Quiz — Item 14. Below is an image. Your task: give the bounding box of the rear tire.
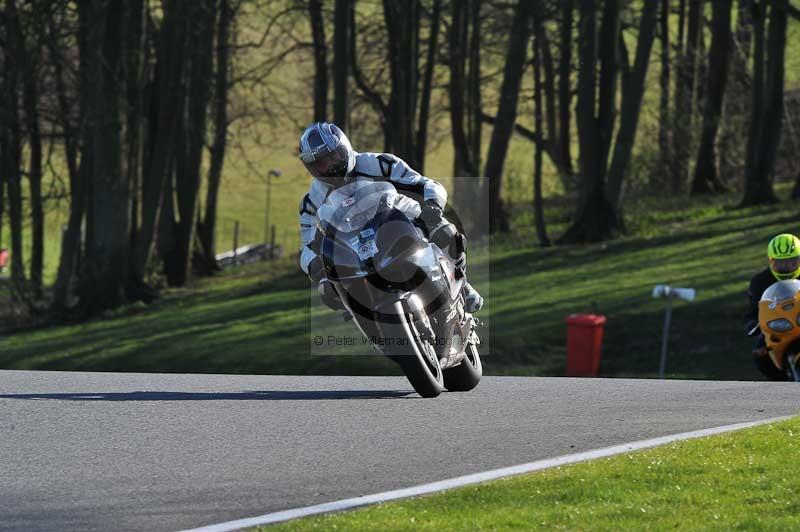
[380,302,444,398]
[443,341,482,392]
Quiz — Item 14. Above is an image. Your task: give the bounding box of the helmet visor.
[771,257,800,275]
[303,143,349,183]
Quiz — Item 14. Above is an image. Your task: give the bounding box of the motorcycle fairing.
[758,280,800,370]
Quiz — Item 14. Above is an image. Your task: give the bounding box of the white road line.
[180,416,791,532]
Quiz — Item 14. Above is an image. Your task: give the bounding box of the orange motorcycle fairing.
[758,280,800,371]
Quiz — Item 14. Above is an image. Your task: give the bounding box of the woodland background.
[0,0,799,331]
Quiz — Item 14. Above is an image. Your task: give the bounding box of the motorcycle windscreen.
[371,211,451,317]
[372,210,428,285]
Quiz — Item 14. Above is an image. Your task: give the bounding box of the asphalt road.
[1,370,798,532]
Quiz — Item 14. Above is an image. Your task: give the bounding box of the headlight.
[768,318,793,332]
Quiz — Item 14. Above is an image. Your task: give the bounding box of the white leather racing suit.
[298,152,447,275]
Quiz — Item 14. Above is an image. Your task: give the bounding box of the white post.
[653,285,696,379]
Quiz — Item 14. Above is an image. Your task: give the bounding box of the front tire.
[380,302,444,398]
[443,341,482,392]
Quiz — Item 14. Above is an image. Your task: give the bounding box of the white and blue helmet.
[299,122,356,186]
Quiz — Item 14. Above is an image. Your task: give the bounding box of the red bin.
[565,314,606,377]
[0,249,8,270]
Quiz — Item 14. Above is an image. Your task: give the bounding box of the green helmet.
[767,233,800,281]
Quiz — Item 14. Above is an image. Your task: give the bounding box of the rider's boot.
[430,223,483,313]
[452,247,482,313]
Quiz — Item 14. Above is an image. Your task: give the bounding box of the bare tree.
[1,0,27,287]
[197,0,235,275]
[718,0,753,186]
[557,0,574,182]
[532,9,550,247]
[449,0,482,225]
[483,0,533,234]
[741,0,788,206]
[606,0,660,208]
[671,0,702,194]
[691,0,733,195]
[78,0,131,314]
[414,0,441,171]
[559,0,621,243]
[131,0,189,289]
[163,0,215,287]
[333,0,351,128]
[656,0,671,188]
[309,0,327,121]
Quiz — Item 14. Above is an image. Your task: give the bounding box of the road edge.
[180,416,791,532]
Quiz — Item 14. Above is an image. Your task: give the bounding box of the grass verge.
[263,417,800,531]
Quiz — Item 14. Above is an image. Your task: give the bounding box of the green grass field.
[1,186,797,379]
[263,417,800,531]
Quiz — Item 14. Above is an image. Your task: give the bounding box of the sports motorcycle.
[758,279,800,381]
[316,180,482,397]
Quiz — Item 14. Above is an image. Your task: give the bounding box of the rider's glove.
[308,256,325,284]
[419,201,443,230]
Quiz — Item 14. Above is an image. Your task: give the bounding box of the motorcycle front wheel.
[443,341,482,392]
[379,301,444,398]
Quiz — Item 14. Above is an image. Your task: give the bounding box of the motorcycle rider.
[297,121,483,313]
[743,233,800,380]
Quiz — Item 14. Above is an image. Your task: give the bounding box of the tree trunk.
[52,3,88,312]
[414,0,441,173]
[126,0,146,253]
[606,0,659,209]
[467,0,482,172]
[449,0,481,229]
[133,0,189,286]
[2,0,26,287]
[656,0,671,189]
[197,0,233,275]
[483,0,533,234]
[718,0,752,185]
[165,1,215,287]
[449,0,470,178]
[540,29,557,165]
[672,0,701,194]
[333,0,351,128]
[309,0,328,122]
[79,0,131,315]
[557,0,574,187]
[741,0,786,206]
[532,13,550,248]
[670,0,687,193]
[559,0,621,244]
[383,0,420,166]
[12,4,44,295]
[690,0,733,195]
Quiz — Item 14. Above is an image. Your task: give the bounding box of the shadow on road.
[0,389,415,401]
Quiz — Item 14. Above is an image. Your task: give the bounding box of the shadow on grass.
[0,389,415,401]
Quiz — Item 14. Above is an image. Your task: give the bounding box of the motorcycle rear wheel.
[380,301,444,398]
[443,341,482,392]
